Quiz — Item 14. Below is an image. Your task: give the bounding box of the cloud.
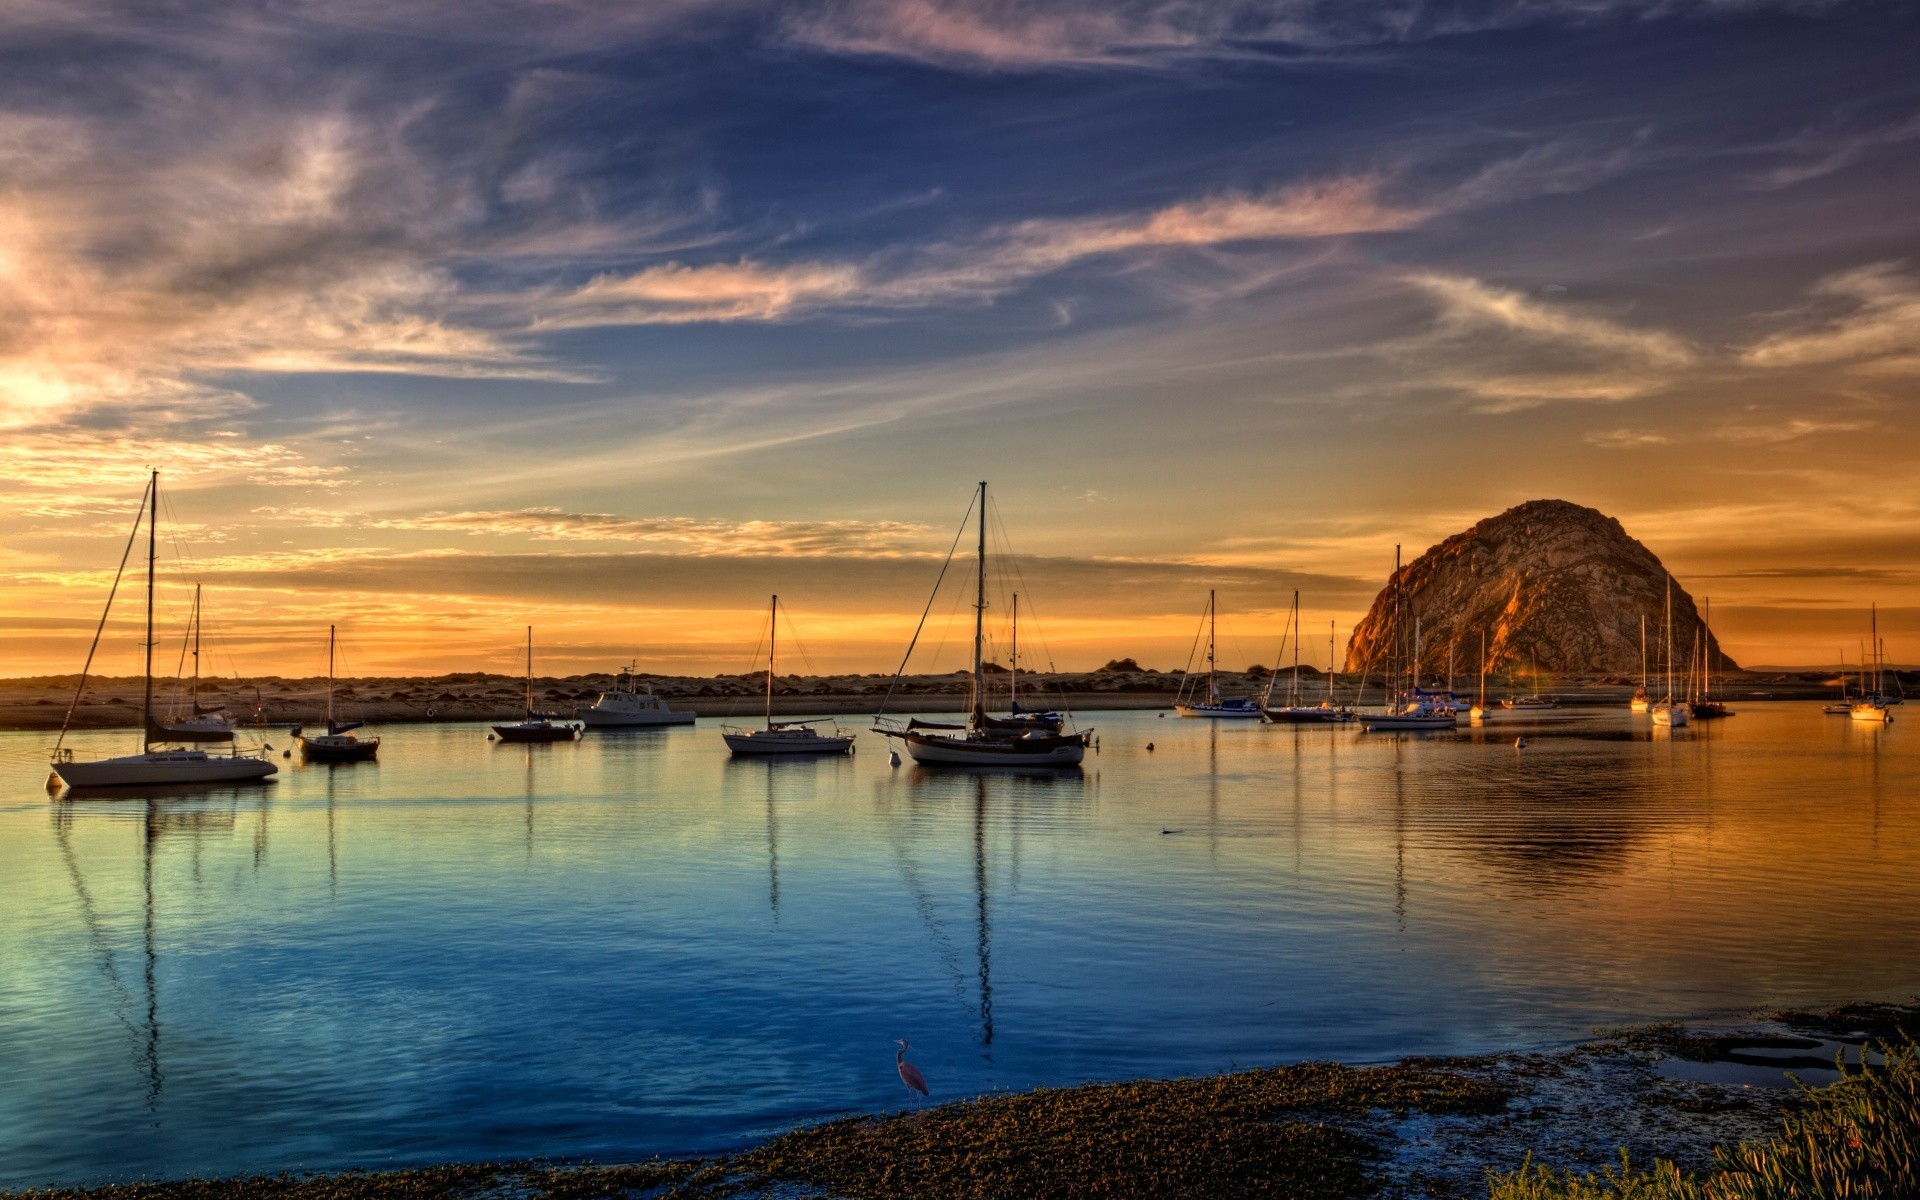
[1713,417,1874,443]
[1748,111,1920,190]
[779,0,1839,69]
[547,177,1425,327]
[1411,274,1696,366]
[1741,262,1920,370]
[367,508,935,556]
[1584,428,1671,449]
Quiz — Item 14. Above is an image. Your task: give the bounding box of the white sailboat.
[580,662,696,728]
[874,482,1094,766]
[491,627,582,742]
[49,472,277,789]
[1360,545,1456,732]
[155,585,237,742]
[297,626,380,761]
[1851,604,1893,724]
[721,595,854,755]
[1630,613,1652,713]
[1650,576,1690,728]
[1174,589,1264,718]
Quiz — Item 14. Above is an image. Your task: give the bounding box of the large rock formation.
[1344,500,1734,679]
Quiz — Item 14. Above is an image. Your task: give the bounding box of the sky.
[0,0,1916,679]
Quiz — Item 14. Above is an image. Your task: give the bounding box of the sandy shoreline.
[3,1001,1912,1199]
[0,669,1881,733]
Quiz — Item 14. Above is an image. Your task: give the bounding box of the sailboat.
[1650,576,1690,728]
[1263,596,1353,723]
[49,472,278,788]
[1173,590,1263,718]
[297,626,380,761]
[1631,614,1651,713]
[1824,649,1854,715]
[1850,605,1893,724]
[580,662,696,727]
[1360,546,1456,731]
[874,482,1095,766]
[1690,597,1733,719]
[491,627,582,742]
[155,585,237,742]
[721,595,855,755]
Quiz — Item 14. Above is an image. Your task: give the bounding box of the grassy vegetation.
[1490,1040,1920,1200]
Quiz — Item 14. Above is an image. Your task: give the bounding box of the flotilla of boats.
[41,474,1905,791]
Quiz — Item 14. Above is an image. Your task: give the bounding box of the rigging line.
[874,488,978,718]
[777,602,822,679]
[1176,600,1209,704]
[54,476,152,758]
[983,495,1076,715]
[723,606,773,720]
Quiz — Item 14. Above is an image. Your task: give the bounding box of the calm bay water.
[2,705,1915,1187]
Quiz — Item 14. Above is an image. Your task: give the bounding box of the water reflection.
[2,708,1916,1189]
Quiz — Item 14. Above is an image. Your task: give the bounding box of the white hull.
[53,750,276,788]
[1651,704,1689,727]
[581,709,697,727]
[1629,698,1651,714]
[1850,704,1892,724]
[722,728,854,755]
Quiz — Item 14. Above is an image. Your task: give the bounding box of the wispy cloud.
[368,508,935,556]
[1748,111,1920,190]
[545,177,1425,327]
[1584,428,1671,449]
[1411,274,1696,366]
[1742,262,1920,371]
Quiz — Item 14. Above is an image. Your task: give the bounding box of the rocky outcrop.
[1344,500,1733,679]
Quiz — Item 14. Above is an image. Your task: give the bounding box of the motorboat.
[580,663,696,728]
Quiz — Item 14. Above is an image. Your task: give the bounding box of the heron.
[894,1039,929,1099]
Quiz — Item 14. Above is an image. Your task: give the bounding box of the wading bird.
[895,1039,929,1098]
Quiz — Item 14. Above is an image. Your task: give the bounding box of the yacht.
[722,596,854,755]
[580,663,696,728]
[49,472,277,789]
[1850,605,1893,724]
[1650,576,1690,728]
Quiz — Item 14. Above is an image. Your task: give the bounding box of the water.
[1,705,1914,1187]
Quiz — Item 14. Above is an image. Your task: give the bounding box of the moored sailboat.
[1264,597,1353,723]
[491,628,582,742]
[297,626,381,761]
[1174,590,1264,718]
[49,472,277,789]
[154,584,237,742]
[1850,605,1893,724]
[1630,614,1652,713]
[1689,597,1733,720]
[874,482,1094,767]
[721,595,854,755]
[1359,546,1456,732]
[1650,576,1689,728]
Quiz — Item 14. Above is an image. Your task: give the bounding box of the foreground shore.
[1,668,1893,733]
[7,1001,1914,1200]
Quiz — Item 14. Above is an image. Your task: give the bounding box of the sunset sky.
[1,0,1916,679]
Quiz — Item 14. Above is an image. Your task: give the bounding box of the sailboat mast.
[192,584,201,697]
[1291,591,1301,707]
[524,626,533,718]
[327,625,336,726]
[765,595,777,729]
[1010,592,1018,712]
[1207,588,1216,701]
[1640,614,1647,693]
[1328,621,1336,706]
[1478,630,1487,707]
[973,481,987,721]
[1664,577,1674,702]
[143,470,157,753]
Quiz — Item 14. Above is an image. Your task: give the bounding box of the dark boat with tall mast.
[1263,592,1353,723]
[49,471,277,788]
[1689,596,1733,719]
[491,627,582,742]
[875,482,1094,767]
[1174,589,1263,718]
[721,595,855,755]
[297,626,381,761]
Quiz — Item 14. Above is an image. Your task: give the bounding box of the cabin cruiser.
[580,663,696,727]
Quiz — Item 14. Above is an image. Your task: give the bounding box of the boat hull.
[580,709,697,728]
[52,751,277,788]
[1651,705,1689,727]
[1172,704,1264,719]
[901,732,1088,766]
[1360,714,1457,731]
[1630,698,1651,714]
[722,730,854,755]
[1263,707,1353,724]
[299,735,380,761]
[492,723,580,742]
[1850,704,1892,724]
